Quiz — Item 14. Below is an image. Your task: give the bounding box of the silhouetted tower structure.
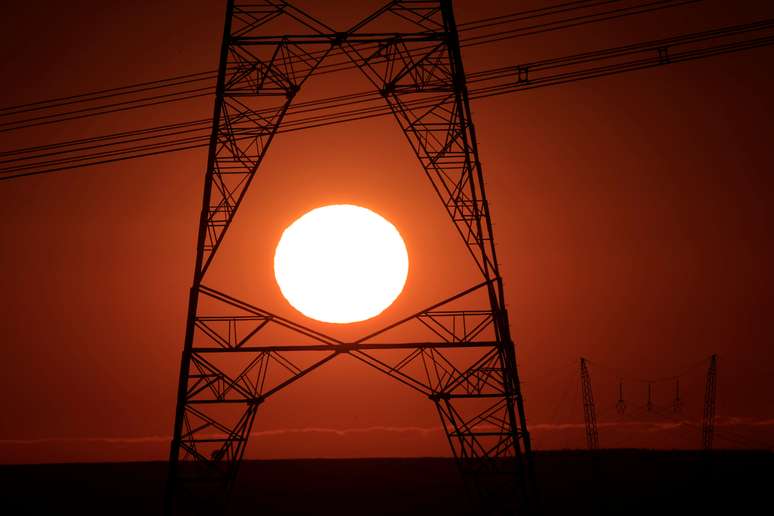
[646,382,654,412]
[580,358,599,450]
[702,354,717,450]
[165,1,533,514]
[615,379,626,415]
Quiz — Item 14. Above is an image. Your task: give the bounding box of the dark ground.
[1,450,771,515]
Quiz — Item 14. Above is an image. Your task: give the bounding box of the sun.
[273,204,409,324]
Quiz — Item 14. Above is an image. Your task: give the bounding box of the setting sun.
[273,204,409,324]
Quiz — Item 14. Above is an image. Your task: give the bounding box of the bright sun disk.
[273,204,409,324]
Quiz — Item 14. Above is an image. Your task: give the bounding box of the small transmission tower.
[580,357,599,450]
[615,379,626,415]
[165,1,534,514]
[702,354,717,450]
[646,382,654,412]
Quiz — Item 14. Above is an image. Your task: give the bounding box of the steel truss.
[166,1,533,514]
[579,357,599,450]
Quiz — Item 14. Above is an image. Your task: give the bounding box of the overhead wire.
[463,0,701,48]
[0,70,218,117]
[0,118,212,158]
[0,1,642,117]
[5,6,773,180]
[579,353,773,451]
[586,355,711,384]
[0,0,697,134]
[3,23,773,180]
[0,89,213,135]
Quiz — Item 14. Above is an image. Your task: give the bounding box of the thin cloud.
[2,417,773,446]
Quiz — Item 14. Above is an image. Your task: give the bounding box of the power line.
[0,1,645,114]
[0,89,213,135]
[0,118,212,158]
[2,14,772,180]
[462,0,701,48]
[0,70,218,116]
[0,0,699,133]
[587,355,712,384]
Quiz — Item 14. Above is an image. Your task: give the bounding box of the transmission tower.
[615,379,626,415]
[646,382,654,412]
[702,354,717,450]
[165,1,534,514]
[580,358,599,450]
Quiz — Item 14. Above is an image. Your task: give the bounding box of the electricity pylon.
[702,354,717,450]
[579,357,599,450]
[615,379,626,415]
[165,1,534,514]
[646,382,654,412]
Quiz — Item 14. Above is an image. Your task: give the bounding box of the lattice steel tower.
[579,357,599,450]
[702,354,717,450]
[166,1,533,513]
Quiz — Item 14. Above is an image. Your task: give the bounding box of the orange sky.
[1,0,774,464]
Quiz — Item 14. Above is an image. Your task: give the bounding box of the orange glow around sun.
[273,204,409,324]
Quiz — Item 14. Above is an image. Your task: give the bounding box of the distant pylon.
[702,354,718,450]
[615,379,626,415]
[580,357,599,450]
[646,382,653,412]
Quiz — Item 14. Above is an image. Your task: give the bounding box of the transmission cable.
[0,0,698,133]
[3,15,772,180]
